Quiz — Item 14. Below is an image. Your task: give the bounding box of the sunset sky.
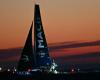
[0,0,100,70]
[0,0,100,49]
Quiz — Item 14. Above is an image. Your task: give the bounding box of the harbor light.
[71,68,75,72]
[7,69,10,72]
[14,69,17,72]
[0,67,2,71]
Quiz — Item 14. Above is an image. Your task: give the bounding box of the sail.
[34,4,52,69]
[17,4,57,73]
[17,22,35,71]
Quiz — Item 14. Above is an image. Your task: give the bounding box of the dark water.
[0,71,100,80]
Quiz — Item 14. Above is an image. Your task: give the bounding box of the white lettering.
[38,40,44,48]
[37,32,43,39]
[38,52,46,58]
[22,55,29,62]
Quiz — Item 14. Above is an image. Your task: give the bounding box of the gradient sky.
[0,0,100,49]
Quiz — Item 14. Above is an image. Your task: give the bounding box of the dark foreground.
[0,71,100,80]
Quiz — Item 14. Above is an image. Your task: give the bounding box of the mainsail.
[34,4,53,70]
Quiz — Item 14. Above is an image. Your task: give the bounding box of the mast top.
[32,0,40,5]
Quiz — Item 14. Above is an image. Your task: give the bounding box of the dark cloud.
[0,40,100,70]
[49,40,100,51]
[55,51,100,63]
[0,40,100,62]
[54,51,100,70]
[0,48,21,62]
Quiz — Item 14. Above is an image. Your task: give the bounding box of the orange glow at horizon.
[0,0,100,49]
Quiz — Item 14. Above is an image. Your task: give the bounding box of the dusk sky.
[0,0,100,49]
[0,0,100,68]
